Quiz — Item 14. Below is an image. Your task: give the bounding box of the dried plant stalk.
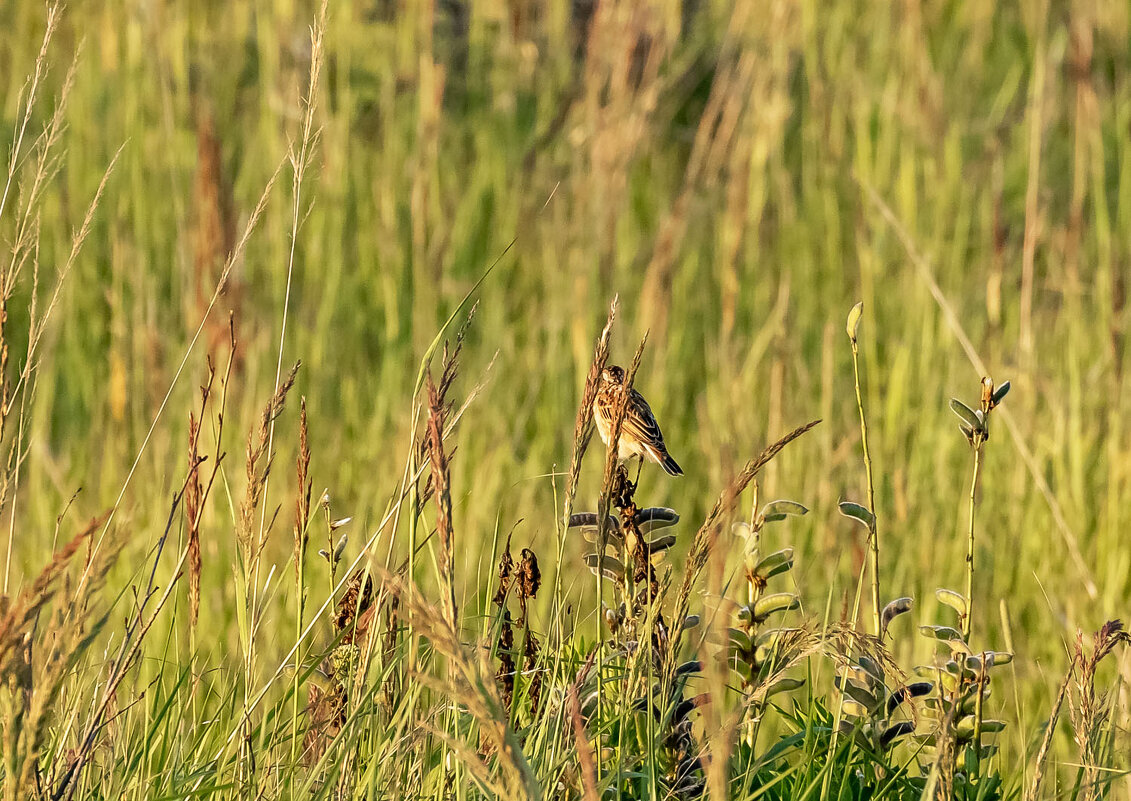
[563,295,617,524]
[426,373,458,631]
[294,398,312,584]
[185,362,217,630]
[236,363,300,556]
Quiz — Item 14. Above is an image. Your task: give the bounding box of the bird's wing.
[624,389,667,449]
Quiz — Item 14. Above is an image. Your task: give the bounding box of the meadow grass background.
[1,0,1130,797]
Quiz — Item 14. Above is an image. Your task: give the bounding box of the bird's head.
[600,364,626,387]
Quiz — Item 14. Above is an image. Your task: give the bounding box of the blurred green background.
[1,0,1129,732]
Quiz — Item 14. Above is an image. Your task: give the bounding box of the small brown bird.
[593,364,683,477]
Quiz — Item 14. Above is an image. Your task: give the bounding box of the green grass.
[1,0,1129,798]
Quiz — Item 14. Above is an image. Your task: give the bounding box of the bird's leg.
[633,456,643,490]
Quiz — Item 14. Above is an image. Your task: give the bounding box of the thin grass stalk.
[0,514,106,801]
[971,657,988,777]
[822,556,870,801]
[187,317,235,715]
[963,444,982,641]
[258,0,328,592]
[52,469,207,801]
[250,12,327,780]
[0,18,72,567]
[378,569,540,800]
[847,303,881,636]
[217,353,478,772]
[235,362,299,788]
[218,462,425,756]
[0,4,60,221]
[1069,621,1131,801]
[4,96,119,599]
[568,684,599,801]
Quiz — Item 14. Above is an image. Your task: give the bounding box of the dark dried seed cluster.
[491,538,543,715]
[334,569,373,645]
[516,548,540,626]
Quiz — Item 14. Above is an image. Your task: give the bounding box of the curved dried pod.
[885,681,932,716]
[880,720,916,748]
[633,507,679,534]
[568,512,620,538]
[881,596,914,636]
[585,553,624,580]
[675,659,702,676]
[644,533,677,553]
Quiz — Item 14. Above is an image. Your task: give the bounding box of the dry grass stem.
[294,398,312,584]
[426,372,458,632]
[237,362,300,556]
[563,295,618,524]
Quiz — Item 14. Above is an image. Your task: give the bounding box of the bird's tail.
[658,451,683,477]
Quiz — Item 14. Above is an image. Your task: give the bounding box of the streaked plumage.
[593,365,683,477]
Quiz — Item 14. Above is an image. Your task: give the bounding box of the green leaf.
[846,301,864,341]
[991,380,1011,405]
[886,682,933,716]
[727,628,753,653]
[568,512,620,537]
[881,721,916,748]
[986,651,1013,667]
[745,593,801,623]
[764,677,805,699]
[761,499,809,522]
[920,624,965,643]
[956,718,1006,739]
[834,677,879,712]
[838,500,874,529]
[935,588,968,618]
[858,656,884,681]
[753,548,795,580]
[949,399,981,430]
[845,664,880,688]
